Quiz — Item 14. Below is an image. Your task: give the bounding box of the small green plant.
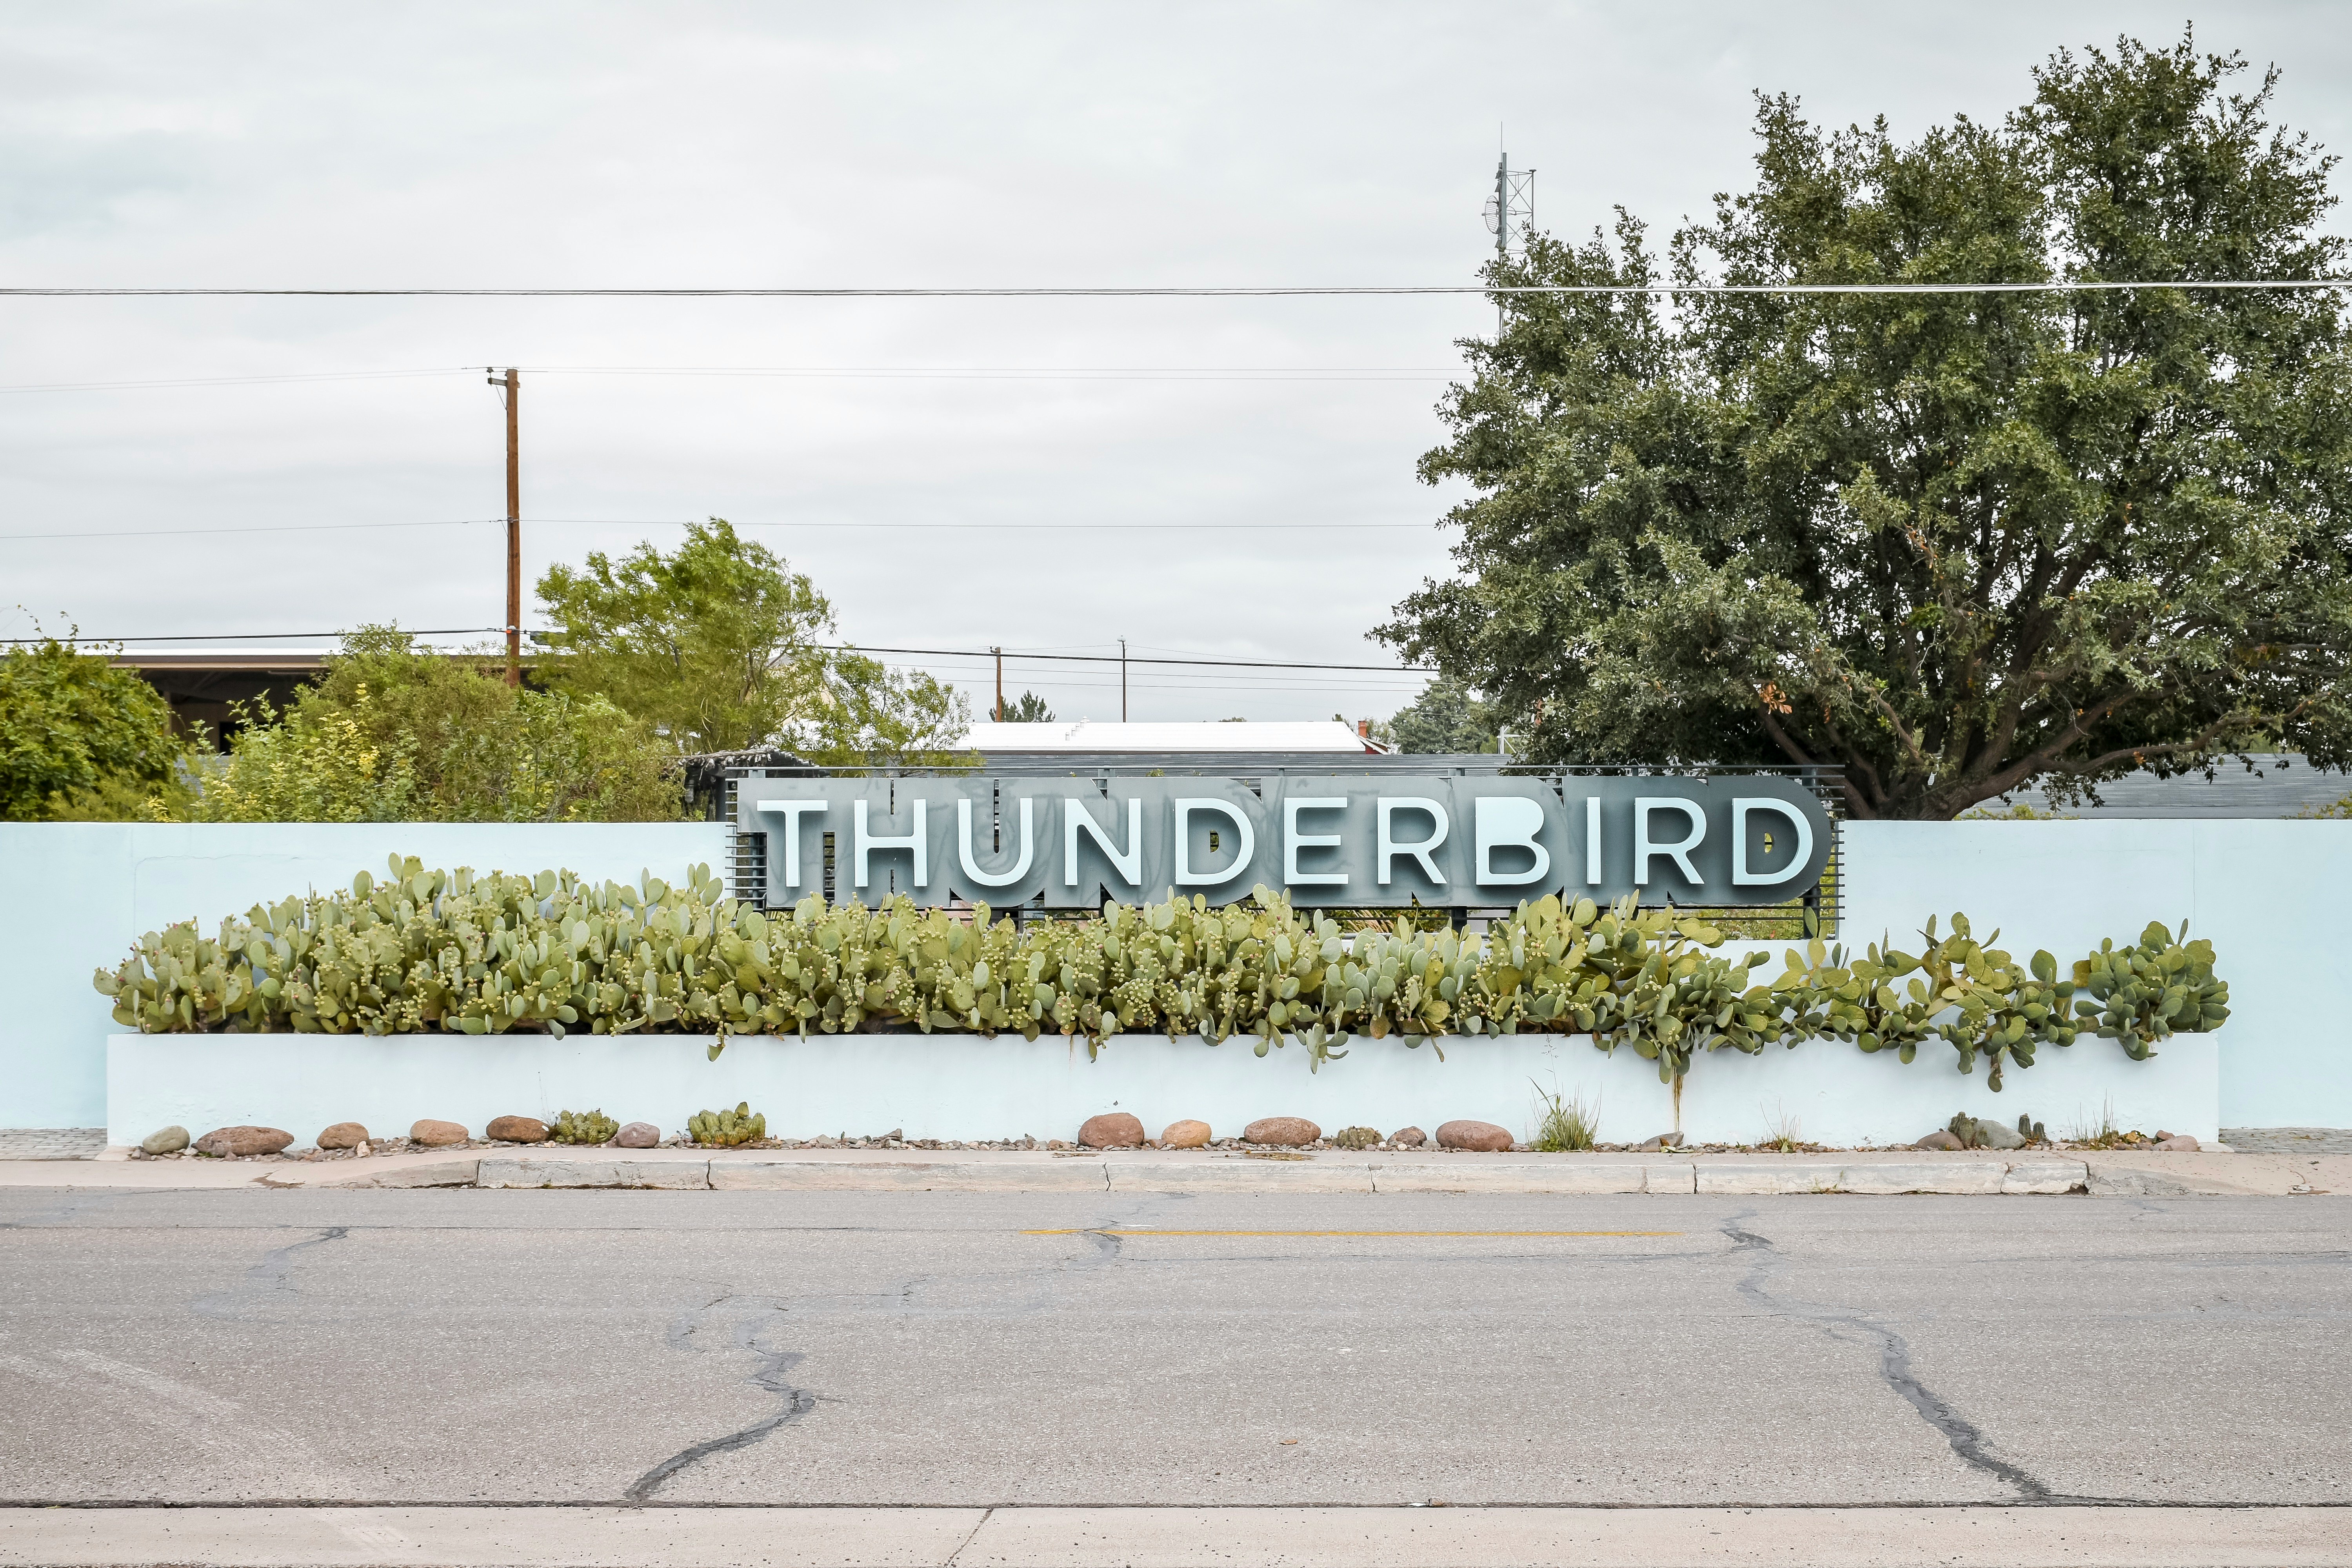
[2017,1113,2047,1145]
[1331,1126,1381,1150]
[1529,1079,1598,1152]
[1760,1102,1803,1153]
[549,1108,618,1145]
[2061,1097,2121,1146]
[688,1102,766,1146]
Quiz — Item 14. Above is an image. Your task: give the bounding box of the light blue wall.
[1839,821,2352,1130]
[5,818,2345,1131]
[0,823,729,1128]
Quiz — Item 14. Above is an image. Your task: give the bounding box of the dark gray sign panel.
[738,774,1831,910]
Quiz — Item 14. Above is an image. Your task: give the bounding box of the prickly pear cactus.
[85,855,2227,1107]
[549,1108,619,1145]
[688,1102,766,1147]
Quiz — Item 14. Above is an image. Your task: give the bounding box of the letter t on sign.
[756,799,829,889]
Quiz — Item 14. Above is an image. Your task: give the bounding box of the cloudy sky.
[2,2,2345,724]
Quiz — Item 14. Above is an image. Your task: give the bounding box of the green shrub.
[92,856,2227,1100]
[549,1108,618,1145]
[688,1103,765,1146]
[1529,1082,1598,1152]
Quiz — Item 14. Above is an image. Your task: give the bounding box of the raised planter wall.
[106,1028,2219,1150]
[4,818,2331,1137]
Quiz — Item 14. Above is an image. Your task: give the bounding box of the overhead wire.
[1,280,2346,298]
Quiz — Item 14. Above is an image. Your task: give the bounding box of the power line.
[10,629,1435,676]
[0,280,2345,298]
[0,516,1442,543]
[0,364,1463,394]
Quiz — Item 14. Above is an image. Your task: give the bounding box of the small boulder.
[1436,1119,1513,1152]
[410,1119,469,1147]
[1389,1126,1427,1148]
[1244,1116,1321,1147]
[1635,1132,1686,1152]
[316,1122,369,1151]
[1160,1119,1212,1149]
[2154,1134,2201,1152]
[486,1116,549,1144]
[1079,1112,1145,1148]
[614,1121,661,1148]
[193,1126,293,1158]
[1973,1119,2025,1151]
[1914,1130,1965,1151]
[140,1126,189,1156]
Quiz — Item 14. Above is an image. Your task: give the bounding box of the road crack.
[625,1288,819,1503]
[191,1226,349,1321]
[1722,1212,2049,1501]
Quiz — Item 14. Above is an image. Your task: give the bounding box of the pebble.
[1389,1126,1427,1147]
[1160,1119,1212,1148]
[1436,1119,1513,1152]
[193,1126,293,1158]
[316,1122,369,1150]
[1914,1130,1965,1151]
[140,1126,189,1156]
[411,1119,470,1146]
[614,1121,660,1148]
[1243,1116,1321,1147]
[485,1116,549,1143]
[1078,1112,1145,1148]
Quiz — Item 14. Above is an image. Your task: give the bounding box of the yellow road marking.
[1022,1228,1681,1237]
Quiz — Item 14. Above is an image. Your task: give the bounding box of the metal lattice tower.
[1483,148,1535,336]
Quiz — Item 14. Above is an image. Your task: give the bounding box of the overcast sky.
[2,2,2346,724]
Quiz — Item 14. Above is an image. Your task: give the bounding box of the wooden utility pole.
[992,646,1003,721]
[490,368,521,686]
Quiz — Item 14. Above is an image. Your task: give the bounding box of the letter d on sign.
[1474,796,1550,886]
[1732,797,1813,886]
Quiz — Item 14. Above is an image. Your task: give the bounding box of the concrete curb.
[12,1146,2340,1196]
[342,1154,2099,1196]
[4,1504,2348,1568]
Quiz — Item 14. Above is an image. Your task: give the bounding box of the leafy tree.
[535,520,971,767]
[179,627,680,822]
[1378,34,2352,818]
[1388,678,1498,754]
[0,635,185,820]
[1001,690,1054,722]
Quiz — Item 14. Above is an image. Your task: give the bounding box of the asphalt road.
[0,1188,2345,1508]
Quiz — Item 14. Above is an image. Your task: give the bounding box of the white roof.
[965,720,1382,754]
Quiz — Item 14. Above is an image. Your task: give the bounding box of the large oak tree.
[1378,35,2352,818]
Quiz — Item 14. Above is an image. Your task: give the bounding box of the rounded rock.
[486,1116,549,1144]
[140,1125,190,1156]
[613,1121,661,1149]
[1244,1116,1321,1147]
[1159,1119,1212,1149]
[193,1125,293,1158]
[316,1122,369,1151]
[1389,1126,1427,1148]
[410,1119,470,1147]
[1436,1119,1513,1153]
[1913,1130,1965,1151]
[2154,1134,2201,1152]
[1079,1112,1145,1149]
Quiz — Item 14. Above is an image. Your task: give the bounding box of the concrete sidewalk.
[4,1505,2347,1567]
[1,1145,2342,1196]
